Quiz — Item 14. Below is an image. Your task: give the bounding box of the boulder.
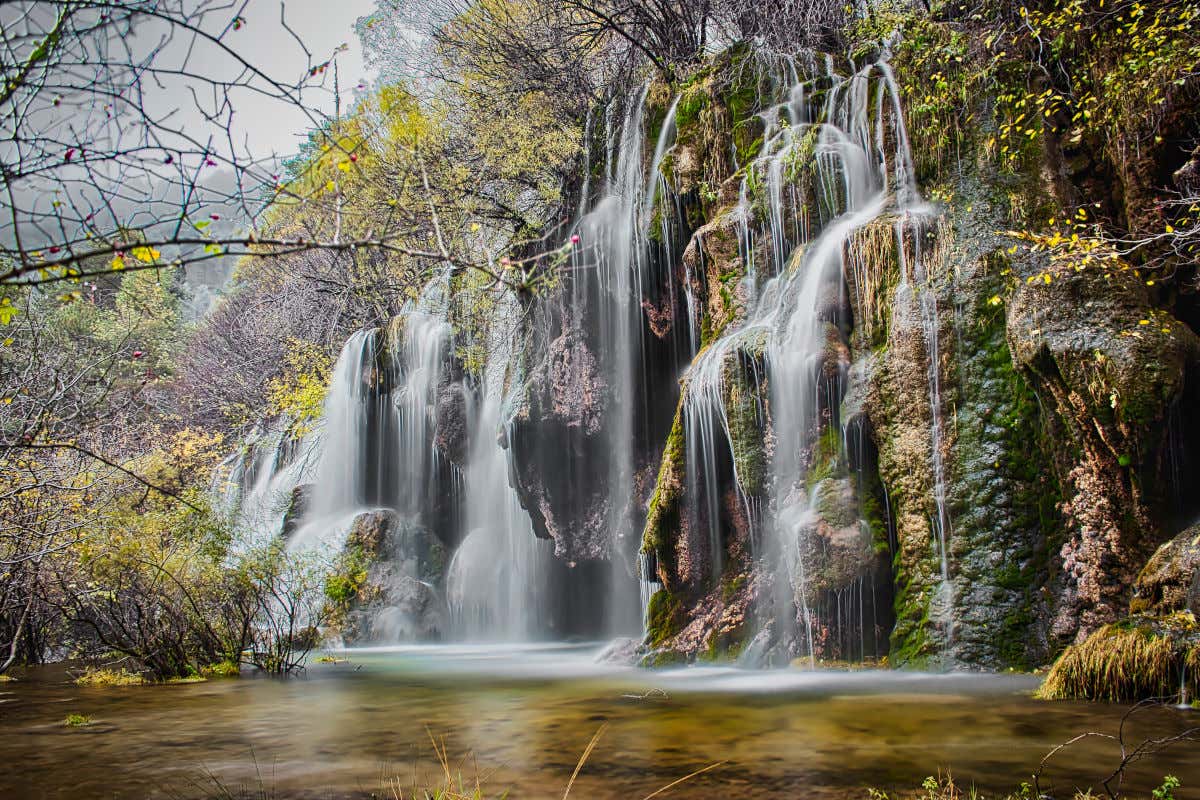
[335,510,448,644]
[1133,524,1200,616]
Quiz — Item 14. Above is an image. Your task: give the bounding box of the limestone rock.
[336,510,448,644]
[1133,524,1200,616]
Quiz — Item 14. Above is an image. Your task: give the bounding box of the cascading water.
[213,415,319,551]
[677,54,925,664]
[287,312,453,555]
[446,298,557,641]
[214,48,951,662]
[568,83,693,636]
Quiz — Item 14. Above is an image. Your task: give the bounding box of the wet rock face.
[280,484,312,540]
[865,279,942,662]
[1007,260,1200,643]
[336,510,448,644]
[507,325,613,560]
[1133,524,1200,616]
[938,242,1056,670]
[434,380,470,469]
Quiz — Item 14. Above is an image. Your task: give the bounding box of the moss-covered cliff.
[618,0,1200,679]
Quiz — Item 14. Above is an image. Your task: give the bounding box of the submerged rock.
[595,637,642,665]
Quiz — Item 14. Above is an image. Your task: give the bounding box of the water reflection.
[3,645,1197,799]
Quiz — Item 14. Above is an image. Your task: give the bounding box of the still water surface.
[2,643,1198,799]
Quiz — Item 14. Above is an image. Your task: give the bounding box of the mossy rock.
[1133,524,1200,616]
[645,589,685,648]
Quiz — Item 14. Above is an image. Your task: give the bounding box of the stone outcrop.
[330,510,448,644]
[1133,524,1200,617]
[1008,256,1199,643]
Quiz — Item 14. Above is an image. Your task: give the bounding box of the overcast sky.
[213,0,380,158]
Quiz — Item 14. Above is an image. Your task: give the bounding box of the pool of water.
[2,643,1197,799]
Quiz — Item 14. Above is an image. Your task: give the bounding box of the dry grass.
[846,216,900,343]
[1037,623,1199,702]
[73,667,145,686]
[868,773,1109,800]
[378,725,724,800]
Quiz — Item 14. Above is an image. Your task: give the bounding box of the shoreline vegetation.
[180,745,1191,800]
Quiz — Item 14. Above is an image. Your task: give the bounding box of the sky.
[207,0,381,159]
[0,0,386,308]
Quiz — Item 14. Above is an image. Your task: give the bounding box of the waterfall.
[678,56,924,663]
[212,50,948,661]
[213,417,319,551]
[286,315,452,555]
[568,82,689,636]
[446,298,556,640]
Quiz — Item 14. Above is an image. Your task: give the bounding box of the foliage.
[238,543,330,676]
[62,713,93,727]
[74,668,145,686]
[264,339,334,436]
[1037,620,1200,702]
[1154,776,1181,800]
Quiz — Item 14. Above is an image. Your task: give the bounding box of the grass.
[868,773,1184,799]
[202,660,242,677]
[63,713,93,728]
[195,725,724,800]
[73,667,145,686]
[1036,622,1200,702]
[166,674,208,684]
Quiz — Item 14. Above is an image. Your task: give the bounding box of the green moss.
[807,424,845,488]
[63,713,93,728]
[645,589,684,648]
[674,83,710,131]
[889,581,936,668]
[641,399,686,566]
[698,628,746,664]
[723,354,767,496]
[856,467,892,556]
[324,536,371,630]
[642,649,689,668]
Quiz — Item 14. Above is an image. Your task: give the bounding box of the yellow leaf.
[111,255,126,271]
[325,180,335,192]
[1139,319,1150,325]
[337,161,350,173]
[131,245,160,263]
